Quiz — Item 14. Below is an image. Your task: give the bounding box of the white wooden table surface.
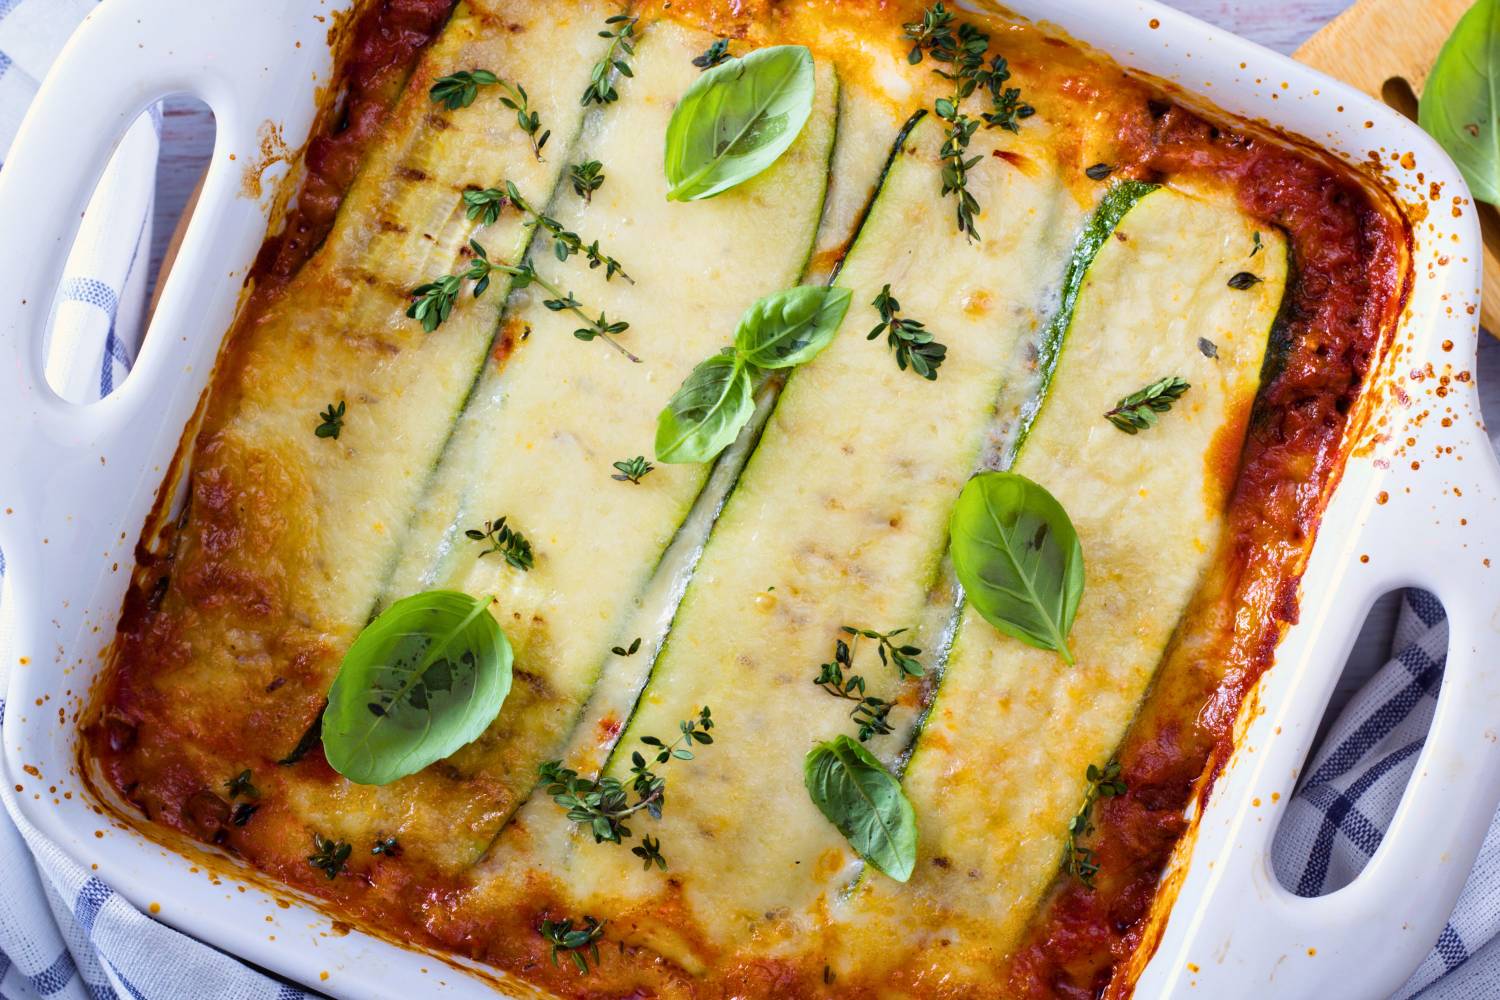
[150,0,1499,727]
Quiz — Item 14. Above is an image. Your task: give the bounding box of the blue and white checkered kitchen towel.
[0,2,1498,998]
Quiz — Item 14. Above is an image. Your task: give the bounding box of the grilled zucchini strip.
[861,187,1288,967]
[282,21,840,870]
[545,114,1084,958]
[125,0,615,790]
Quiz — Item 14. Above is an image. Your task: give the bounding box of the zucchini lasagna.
[87,0,1409,996]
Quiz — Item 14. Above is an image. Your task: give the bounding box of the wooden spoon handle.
[1296,0,1500,339]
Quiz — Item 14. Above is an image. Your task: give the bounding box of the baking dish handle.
[1140,387,1500,998]
[0,0,323,553]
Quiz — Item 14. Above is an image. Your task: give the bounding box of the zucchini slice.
[282,21,841,870]
[857,186,1288,967]
[549,114,1085,960]
[128,0,615,781]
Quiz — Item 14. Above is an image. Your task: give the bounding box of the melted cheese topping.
[89,2,1393,996]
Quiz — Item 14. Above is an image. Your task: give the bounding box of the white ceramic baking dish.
[1,1,1497,997]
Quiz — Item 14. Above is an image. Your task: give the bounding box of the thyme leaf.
[569,159,606,203]
[410,238,639,362]
[867,284,946,380]
[1104,375,1190,434]
[611,455,654,483]
[307,833,351,880]
[582,14,638,107]
[465,515,534,571]
[315,401,346,440]
[429,70,549,159]
[538,707,714,869]
[540,916,605,974]
[1064,760,1127,888]
[692,37,731,70]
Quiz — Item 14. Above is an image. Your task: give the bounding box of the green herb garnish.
[315,401,345,440]
[692,37,731,70]
[656,285,850,465]
[1419,0,1500,207]
[540,916,606,974]
[1104,376,1190,434]
[1250,230,1264,257]
[308,833,351,880]
[224,769,258,800]
[462,183,632,282]
[320,591,512,785]
[904,4,1035,240]
[429,70,549,159]
[371,836,401,857]
[611,636,642,657]
[611,455,653,483]
[804,735,917,882]
[949,471,1083,663]
[814,637,893,742]
[868,284,946,380]
[538,707,714,870]
[465,515,534,571]
[1065,760,1127,888]
[409,238,638,361]
[569,159,606,203]
[582,14,638,107]
[664,45,816,201]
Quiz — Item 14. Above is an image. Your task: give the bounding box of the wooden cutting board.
[1296,0,1500,337]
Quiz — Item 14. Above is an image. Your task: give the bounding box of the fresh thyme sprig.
[692,37,731,70]
[1104,375,1190,434]
[1250,230,1264,257]
[813,626,923,742]
[611,636,642,657]
[224,769,259,800]
[570,159,606,203]
[814,636,896,741]
[429,70,549,159]
[461,186,507,225]
[1064,760,1127,888]
[868,284,946,380]
[582,14,638,106]
[902,4,1035,240]
[465,515,535,571]
[841,625,925,678]
[409,239,639,362]
[611,455,653,483]
[538,706,714,870]
[539,916,606,974]
[901,2,956,64]
[461,184,633,283]
[307,833,351,881]
[315,401,346,440]
[371,836,401,857]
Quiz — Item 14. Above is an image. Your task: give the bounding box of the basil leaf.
[663,44,816,202]
[949,471,1084,664]
[654,350,755,464]
[322,590,513,785]
[1419,0,1500,206]
[804,735,917,882]
[733,285,852,369]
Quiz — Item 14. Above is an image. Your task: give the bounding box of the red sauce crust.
[86,3,1409,997]
[252,0,456,292]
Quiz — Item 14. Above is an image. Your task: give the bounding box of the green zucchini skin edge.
[1010,180,1160,457]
